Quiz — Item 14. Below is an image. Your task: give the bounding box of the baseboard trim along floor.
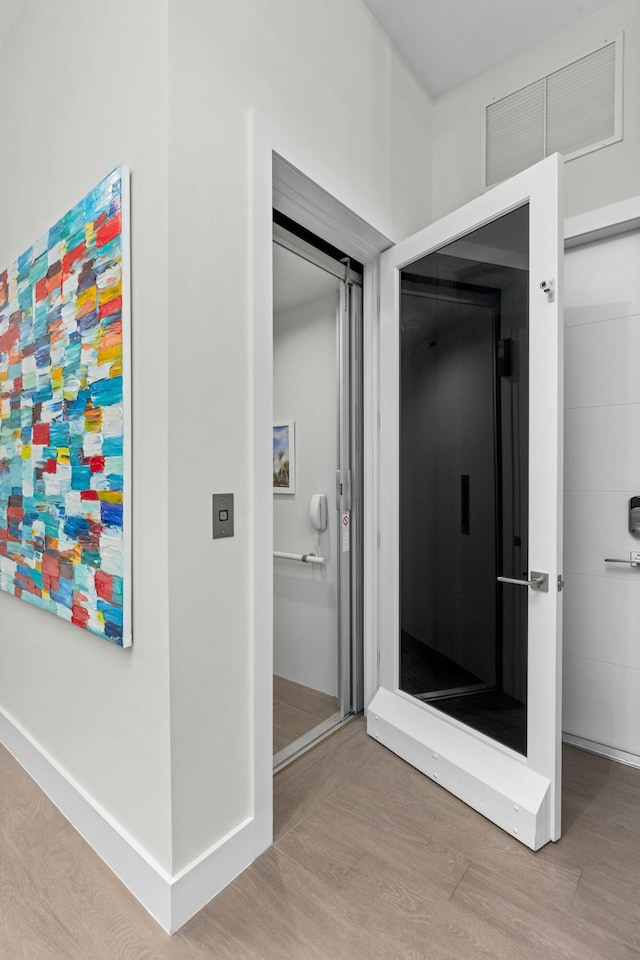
[3,701,637,937]
[0,706,267,933]
[562,732,640,769]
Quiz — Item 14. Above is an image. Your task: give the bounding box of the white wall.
[0,0,172,869]
[2,0,635,917]
[167,0,433,872]
[0,0,434,894]
[563,228,640,757]
[432,0,640,221]
[3,0,636,910]
[273,293,340,697]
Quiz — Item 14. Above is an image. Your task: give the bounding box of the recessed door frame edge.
[249,109,401,856]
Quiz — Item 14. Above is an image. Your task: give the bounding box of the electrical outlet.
[631,551,640,566]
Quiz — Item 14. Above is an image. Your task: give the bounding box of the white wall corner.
[0,706,265,934]
[169,815,258,932]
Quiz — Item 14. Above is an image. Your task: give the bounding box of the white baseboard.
[563,732,640,769]
[169,814,260,932]
[0,706,268,933]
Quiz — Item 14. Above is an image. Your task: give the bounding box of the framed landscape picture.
[273,420,295,494]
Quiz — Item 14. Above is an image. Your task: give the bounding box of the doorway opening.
[272,215,364,770]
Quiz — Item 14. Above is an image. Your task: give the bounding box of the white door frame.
[564,195,640,248]
[249,110,401,852]
[369,155,564,851]
[250,112,638,879]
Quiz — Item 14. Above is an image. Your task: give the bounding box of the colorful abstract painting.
[0,167,131,646]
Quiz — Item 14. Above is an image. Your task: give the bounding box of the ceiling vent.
[483,35,622,189]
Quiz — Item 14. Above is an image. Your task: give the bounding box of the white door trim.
[249,109,400,854]
[565,195,640,247]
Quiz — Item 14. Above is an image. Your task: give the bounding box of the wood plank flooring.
[273,675,339,753]
[2,721,640,959]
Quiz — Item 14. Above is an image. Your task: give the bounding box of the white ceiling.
[273,244,340,314]
[361,0,614,97]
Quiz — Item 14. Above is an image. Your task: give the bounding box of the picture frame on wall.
[273,420,295,494]
[0,166,132,647]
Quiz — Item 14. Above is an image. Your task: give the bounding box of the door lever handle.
[497,571,549,592]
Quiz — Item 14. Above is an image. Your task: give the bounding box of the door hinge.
[557,574,565,592]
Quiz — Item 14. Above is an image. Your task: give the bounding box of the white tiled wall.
[563,229,640,758]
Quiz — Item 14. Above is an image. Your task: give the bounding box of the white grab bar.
[273,551,325,565]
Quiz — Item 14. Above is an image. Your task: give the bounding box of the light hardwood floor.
[273,675,339,753]
[2,720,640,959]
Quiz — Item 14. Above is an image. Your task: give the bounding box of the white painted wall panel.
[563,654,640,755]
[565,313,640,409]
[0,0,435,886]
[564,231,640,326]
[563,229,640,759]
[273,293,339,697]
[564,404,640,492]
[0,0,173,870]
[564,490,640,580]
[563,573,640,671]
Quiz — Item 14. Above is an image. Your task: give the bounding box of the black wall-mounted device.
[629,496,640,536]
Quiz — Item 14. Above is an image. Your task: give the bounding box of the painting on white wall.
[273,421,295,494]
[0,167,131,647]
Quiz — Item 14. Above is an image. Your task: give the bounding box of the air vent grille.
[546,42,616,156]
[484,37,621,188]
[486,80,545,187]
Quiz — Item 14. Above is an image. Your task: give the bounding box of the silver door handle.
[497,571,549,592]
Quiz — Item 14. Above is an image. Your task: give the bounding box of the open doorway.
[272,217,363,770]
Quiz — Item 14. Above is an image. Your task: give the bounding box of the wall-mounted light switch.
[212,493,234,539]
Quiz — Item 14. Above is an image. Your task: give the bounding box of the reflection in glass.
[399,205,529,755]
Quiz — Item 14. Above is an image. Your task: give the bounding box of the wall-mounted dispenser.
[629,496,640,536]
[309,493,327,532]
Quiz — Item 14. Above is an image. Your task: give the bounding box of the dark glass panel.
[399,204,529,755]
